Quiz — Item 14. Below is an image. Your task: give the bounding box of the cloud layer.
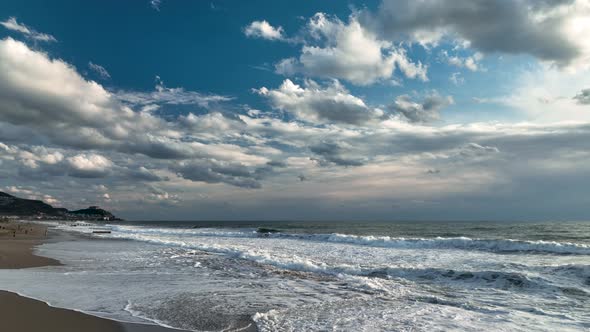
[1,3,590,220]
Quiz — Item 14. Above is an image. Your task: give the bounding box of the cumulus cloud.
[178,112,242,136]
[88,61,111,79]
[3,83,590,218]
[0,142,170,183]
[275,13,427,85]
[0,38,271,187]
[145,185,181,205]
[0,37,158,146]
[0,145,72,178]
[0,17,56,42]
[256,79,380,125]
[361,0,590,68]
[2,35,585,207]
[252,82,456,139]
[390,92,454,123]
[573,88,590,104]
[66,154,113,178]
[439,51,483,71]
[3,8,590,219]
[310,141,364,167]
[244,20,284,40]
[0,38,228,157]
[3,186,60,205]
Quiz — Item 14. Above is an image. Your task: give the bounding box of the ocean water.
[0,220,589,331]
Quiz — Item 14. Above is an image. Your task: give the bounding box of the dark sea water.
[1,220,589,331]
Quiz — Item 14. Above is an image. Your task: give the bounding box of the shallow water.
[1,220,589,331]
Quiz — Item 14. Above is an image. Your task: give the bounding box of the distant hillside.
[0,191,121,221]
[70,206,115,219]
[0,192,63,216]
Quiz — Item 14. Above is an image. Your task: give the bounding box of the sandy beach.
[0,221,61,268]
[0,221,190,332]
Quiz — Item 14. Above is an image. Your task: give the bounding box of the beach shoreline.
[0,221,62,269]
[0,220,204,332]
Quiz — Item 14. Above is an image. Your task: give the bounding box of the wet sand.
[0,221,191,332]
[0,221,61,268]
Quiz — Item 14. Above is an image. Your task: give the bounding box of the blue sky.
[1,0,590,220]
[0,0,527,119]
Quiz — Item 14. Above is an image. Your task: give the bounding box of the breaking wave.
[104,225,590,255]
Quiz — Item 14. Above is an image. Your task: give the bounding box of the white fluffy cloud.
[255,79,457,128]
[66,154,113,178]
[3,186,60,205]
[0,37,155,142]
[0,37,272,187]
[3,6,590,219]
[439,51,483,71]
[256,79,381,125]
[275,13,427,85]
[0,38,246,161]
[2,145,64,172]
[244,20,284,40]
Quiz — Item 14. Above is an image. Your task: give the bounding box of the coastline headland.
[0,191,122,221]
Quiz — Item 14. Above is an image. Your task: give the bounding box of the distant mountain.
[70,206,115,219]
[0,192,63,216]
[0,191,121,221]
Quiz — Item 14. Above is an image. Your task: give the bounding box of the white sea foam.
[39,223,589,295]
[321,233,590,255]
[54,223,590,255]
[3,222,589,332]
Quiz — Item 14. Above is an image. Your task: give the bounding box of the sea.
[0,220,589,331]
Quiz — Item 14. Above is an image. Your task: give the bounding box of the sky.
[1,0,590,221]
